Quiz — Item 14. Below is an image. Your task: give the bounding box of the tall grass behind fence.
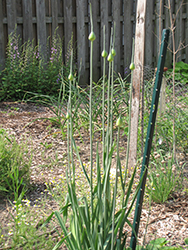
[0,0,188,85]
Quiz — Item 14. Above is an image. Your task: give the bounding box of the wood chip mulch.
[0,102,187,248]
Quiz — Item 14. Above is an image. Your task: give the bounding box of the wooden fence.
[0,0,188,85]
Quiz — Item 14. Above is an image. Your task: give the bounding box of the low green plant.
[146,150,183,203]
[166,61,188,85]
[0,199,57,249]
[0,28,72,101]
[0,128,32,200]
[137,71,188,158]
[136,237,186,250]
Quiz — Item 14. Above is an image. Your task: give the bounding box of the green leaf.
[185,238,188,245]
[0,186,8,192]
[52,233,71,250]
[149,237,168,246]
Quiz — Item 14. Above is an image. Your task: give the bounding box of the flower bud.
[116,117,123,127]
[68,73,74,81]
[107,53,114,62]
[129,62,135,70]
[111,48,116,56]
[88,31,96,41]
[101,50,108,58]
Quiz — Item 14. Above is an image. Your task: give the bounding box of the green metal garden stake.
[130,29,170,250]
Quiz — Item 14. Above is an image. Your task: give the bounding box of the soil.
[0,101,187,249]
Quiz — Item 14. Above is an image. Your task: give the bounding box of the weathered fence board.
[0,0,4,70]
[186,0,188,61]
[112,0,121,74]
[63,0,73,56]
[6,0,17,34]
[175,0,183,60]
[100,0,110,73]
[90,0,100,82]
[51,0,58,36]
[36,0,47,56]
[145,1,153,66]
[124,0,134,68]
[164,0,172,67]
[23,0,33,42]
[0,0,188,83]
[76,0,87,86]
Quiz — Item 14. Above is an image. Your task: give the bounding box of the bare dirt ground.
[0,102,187,248]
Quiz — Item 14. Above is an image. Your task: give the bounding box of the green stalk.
[102,25,107,169]
[67,99,71,182]
[110,23,116,147]
[69,50,75,185]
[67,50,74,184]
[124,38,135,188]
[106,28,113,157]
[88,2,95,229]
[111,125,120,250]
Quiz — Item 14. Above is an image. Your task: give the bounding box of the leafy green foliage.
[146,150,183,203]
[137,237,186,250]
[0,199,57,249]
[0,29,72,101]
[0,129,32,199]
[167,61,188,85]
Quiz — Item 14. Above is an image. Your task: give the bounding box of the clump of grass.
[0,198,58,249]
[0,28,73,101]
[146,150,184,203]
[0,128,32,201]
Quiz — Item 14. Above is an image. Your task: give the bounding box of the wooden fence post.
[6,0,17,34]
[0,0,5,70]
[36,0,47,58]
[145,1,153,66]
[51,0,58,35]
[63,0,72,59]
[186,1,188,61]
[124,0,133,69]
[76,0,86,86]
[100,0,109,73]
[112,0,121,74]
[23,0,33,42]
[90,0,100,82]
[128,0,147,169]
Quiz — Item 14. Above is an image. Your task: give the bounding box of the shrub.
[0,29,73,101]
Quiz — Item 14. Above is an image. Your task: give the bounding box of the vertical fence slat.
[90,0,100,82]
[156,0,161,57]
[145,1,153,66]
[100,0,109,72]
[175,0,183,62]
[0,0,4,70]
[124,0,133,68]
[6,0,17,34]
[164,0,172,68]
[112,0,121,73]
[186,0,188,63]
[51,0,58,35]
[36,0,46,56]
[76,0,86,86]
[63,0,72,56]
[23,0,33,42]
